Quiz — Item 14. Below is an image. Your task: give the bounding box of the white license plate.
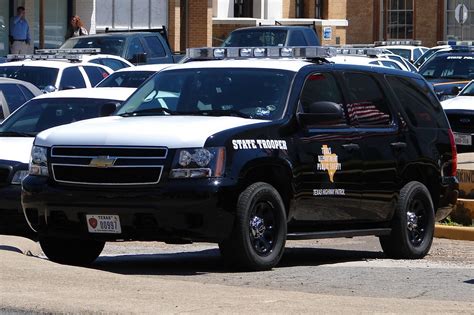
[86,214,121,234]
[454,133,472,146]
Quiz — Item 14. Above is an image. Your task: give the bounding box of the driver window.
[299,72,347,126]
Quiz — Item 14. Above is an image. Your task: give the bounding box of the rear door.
[293,71,364,223]
[340,71,400,222]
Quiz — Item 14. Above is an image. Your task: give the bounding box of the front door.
[292,71,364,225]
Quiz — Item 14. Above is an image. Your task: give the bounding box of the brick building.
[1,0,472,56]
[347,0,474,47]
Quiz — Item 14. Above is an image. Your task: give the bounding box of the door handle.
[390,142,407,151]
[342,143,360,152]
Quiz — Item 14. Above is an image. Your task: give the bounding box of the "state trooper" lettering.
[232,139,288,150]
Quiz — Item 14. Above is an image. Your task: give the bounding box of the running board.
[287,228,392,240]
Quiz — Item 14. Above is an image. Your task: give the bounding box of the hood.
[441,96,474,111]
[35,116,267,148]
[0,137,35,163]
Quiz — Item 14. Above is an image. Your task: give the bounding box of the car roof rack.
[186,46,336,61]
[374,40,422,46]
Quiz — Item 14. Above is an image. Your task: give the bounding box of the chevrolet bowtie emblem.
[89,156,116,168]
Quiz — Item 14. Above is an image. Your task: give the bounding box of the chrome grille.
[51,146,167,185]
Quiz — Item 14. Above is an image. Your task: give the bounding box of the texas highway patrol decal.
[232,139,287,150]
[316,145,341,183]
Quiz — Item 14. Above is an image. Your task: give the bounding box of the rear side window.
[127,38,146,61]
[59,67,86,90]
[83,66,108,86]
[343,73,392,127]
[144,36,166,58]
[386,76,449,128]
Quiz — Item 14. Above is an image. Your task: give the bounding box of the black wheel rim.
[248,200,277,256]
[406,198,428,247]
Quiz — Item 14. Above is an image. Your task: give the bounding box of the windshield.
[387,48,411,60]
[0,66,58,90]
[61,36,126,56]
[96,71,155,88]
[460,81,474,96]
[116,68,294,120]
[0,98,120,136]
[223,30,287,47]
[419,55,474,80]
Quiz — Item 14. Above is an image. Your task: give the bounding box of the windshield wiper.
[0,131,36,137]
[183,109,251,119]
[119,107,177,117]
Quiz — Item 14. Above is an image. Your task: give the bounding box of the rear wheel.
[219,182,287,271]
[39,236,105,266]
[380,181,435,259]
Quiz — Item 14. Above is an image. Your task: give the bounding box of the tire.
[219,182,287,271]
[39,236,105,266]
[379,181,435,259]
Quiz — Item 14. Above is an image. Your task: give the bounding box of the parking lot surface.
[1,236,473,314]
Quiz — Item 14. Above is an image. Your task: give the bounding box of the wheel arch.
[238,158,294,216]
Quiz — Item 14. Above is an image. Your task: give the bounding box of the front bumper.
[22,176,236,242]
[436,176,459,221]
[0,184,35,238]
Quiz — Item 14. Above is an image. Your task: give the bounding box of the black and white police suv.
[22,46,459,270]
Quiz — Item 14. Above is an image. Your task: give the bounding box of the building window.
[234,0,253,17]
[315,0,323,19]
[34,0,68,48]
[446,0,474,40]
[296,0,305,18]
[386,0,413,39]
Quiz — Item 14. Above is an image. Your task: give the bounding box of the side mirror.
[451,86,461,95]
[129,53,147,65]
[43,85,57,93]
[100,102,120,117]
[297,101,345,127]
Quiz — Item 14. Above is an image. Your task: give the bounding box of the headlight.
[11,170,29,184]
[29,146,49,176]
[170,147,225,179]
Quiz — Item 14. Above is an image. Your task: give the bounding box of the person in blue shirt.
[9,6,30,54]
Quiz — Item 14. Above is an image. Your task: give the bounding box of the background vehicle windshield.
[223,30,287,47]
[0,66,58,90]
[61,36,125,56]
[460,81,474,96]
[117,68,294,120]
[96,71,155,88]
[419,55,474,80]
[0,98,119,135]
[387,48,410,60]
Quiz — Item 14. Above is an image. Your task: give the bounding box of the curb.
[434,224,474,241]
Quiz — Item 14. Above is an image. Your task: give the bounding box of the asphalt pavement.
[0,236,473,314]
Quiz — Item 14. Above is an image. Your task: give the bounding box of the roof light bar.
[35,48,101,54]
[437,40,474,46]
[7,54,83,61]
[186,46,336,60]
[336,48,385,57]
[374,40,422,46]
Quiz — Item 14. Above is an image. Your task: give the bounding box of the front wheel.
[379,181,435,259]
[219,182,287,271]
[39,236,105,266]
